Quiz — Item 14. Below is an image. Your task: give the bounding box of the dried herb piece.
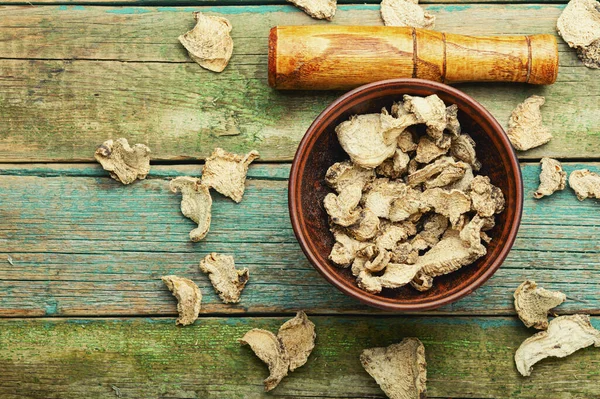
[470,175,505,218]
[358,263,422,293]
[515,314,600,377]
[450,134,481,171]
[324,182,363,226]
[329,228,371,267]
[348,210,381,241]
[376,149,411,179]
[534,158,566,199]
[568,169,600,200]
[415,135,450,164]
[326,161,375,193]
[557,0,600,69]
[514,280,566,330]
[94,138,150,184]
[179,12,233,73]
[421,188,471,228]
[363,178,408,219]
[161,275,202,326]
[202,148,259,203]
[287,0,337,20]
[360,338,427,399]
[380,0,435,29]
[403,94,447,143]
[507,95,552,151]
[199,253,249,304]
[407,157,468,189]
[170,176,212,242]
[277,311,317,371]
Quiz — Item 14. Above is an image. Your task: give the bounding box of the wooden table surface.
[1,0,599,398]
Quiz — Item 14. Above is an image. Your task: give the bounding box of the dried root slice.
[407,157,467,189]
[403,94,447,143]
[421,188,471,228]
[445,104,461,137]
[410,270,433,292]
[534,158,567,199]
[199,253,249,304]
[202,148,259,203]
[326,161,375,193]
[240,329,290,391]
[358,263,422,293]
[450,134,481,171]
[381,0,435,29]
[375,221,417,250]
[170,177,212,242]
[94,138,150,184]
[507,95,552,151]
[411,214,448,251]
[568,169,600,200]
[363,178,408,219]
[287,0,336,20]
[324,183,363,226]
[557,0,600,69]
[178,12,233,73]
[360,338,427,399]
[161,275,202,326]
[348,210,381,241]
[388,187,427,222]
[376,149,411,179]
[397,129,418,153]
[514,280,566,330]
[415,135,451,164]
[470,175,505,217]
[277,311,317,371]
[329,228,371,267]
[515,314,600,377]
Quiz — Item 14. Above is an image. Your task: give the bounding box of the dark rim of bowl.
[289,78,523,311]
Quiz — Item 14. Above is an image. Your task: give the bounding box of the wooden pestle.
[268,26,558,90]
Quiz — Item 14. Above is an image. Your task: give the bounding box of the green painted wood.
[1,162,599,317]
[0,316,599,398]
[0,0,573,5]
[0,4,598,162]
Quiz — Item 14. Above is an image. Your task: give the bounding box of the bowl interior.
[290,80,522,310]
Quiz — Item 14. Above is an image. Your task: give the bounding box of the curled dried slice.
[199,253,249,304]
[95,138,151,184]
[507,95,552,151]
[407,157,467,188]
[326,161,375,193]
[240,329,290,391]
[324,183,363,226]
[410,270,433,292]
[514,280,566,330]
[391,242,419,264]
[170,177,212,242]
[515,314,600,377]
[358,263,422,293]
[375,221,417,250]
[278,311,316,371]
[348,210,380,241]
[388,187,428,223]
[445,104,461,137]
[364,247,392,273]
[557,0,600,69]
[415,135,451,164]
[445,164,474,192]
[329,228,370,267]
[403,94,447,143]
[470,175,505,217]
[161,275,202,326]
[410,214,448,251]
[459,215,489,251]
[202,148,259,203]
[568,169,600,200]
[360,338,427,399]
[534,158,566,199]
[450,134,481,171]
[418,231,486,279]
[376,149,411,179]
[287,0,336,20]
[363,178,408,219]
[421,188,471,228]
[380,0,435,29]
[397,130,419,153]
[179,12,233,73]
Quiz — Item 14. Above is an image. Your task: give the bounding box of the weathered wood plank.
[0,4,598,162]
[0,0,572,5]
[1,162,599,316]
[0,316,599,398]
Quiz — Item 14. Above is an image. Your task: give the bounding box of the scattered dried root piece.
[534,158,566,199]
[360,338,427,399]
[568,169,600,200]
[326,161,375,193]
[515,314,600,377]
[329,228,371,267]
[324,183,363,226]
[170,177,212,242]
[507,95,552,151]
[178,12,233,73]
[421,188,471,228]
[199,253,249,304]
[514,280,566,330]
[202,148,259,203]
[161,275,202,326]
[388,187,427,222]
[94,138,150,184]
[450,134,481,171]
[287,0,336,20]
[470,175,505,218]
[445,104,461,137]
[380,0,435,29]
[396,129,418,153]
[557,0,600,69]
[241,312,316,391]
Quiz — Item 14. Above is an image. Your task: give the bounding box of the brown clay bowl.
[288,79,523,311]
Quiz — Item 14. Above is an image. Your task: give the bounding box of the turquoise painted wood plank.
[0,316,599,398]
[0,163,599,316]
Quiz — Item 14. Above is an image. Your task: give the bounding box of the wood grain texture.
[0,4,598,161]
[1,162,599,317]
[1,316,600,398]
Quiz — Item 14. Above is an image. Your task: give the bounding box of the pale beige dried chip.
[375,221,417,250]
[277,311,316,371]
[421,188,471,228]
[326,161,375,193]
[514,280,566,330]
[380,0,435,29]
[358,262,422,293]
[410,213,448,251]
[470,175,505,217]
[410,270,433,291]
[199,253,249,304]
[240,329,290,391]
[202,148,259,203]
[407,157,468,189]
[445,164,474,192]
[391,242,419,264]
[534,158,567,199]
[348,209,381,241]
[364,247,392,273]
[95,138,151,184]
[445,104,461,137]
[170,176,212,242]
[161,275,202,326]
[388,187,428,223]
[329,227,371,267]
[507,95,552,151]
[557,0,600,69]
[376,149,411,179]
[568,169,600,200]
[450,134,481,171]
[324,183,363,226]
[363,178,408,219]
[403,94,447,143]
[415,135,451,164]
[360,338,427,399]
[179,12,233,73]
[397,129,419,153]
[287,0,336,20]
[515,314,600,377]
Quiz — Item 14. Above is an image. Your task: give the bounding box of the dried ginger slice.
[557,0,600,69]
[410,214,448,251]
[534,158,567,199]
[376,149,411,179]
[199,253,249,304]
[287,0,336,20]
[329,228,370,267]
[470,175,505,217]
[357,263,422,293]
[403,94,447,143]
[363,178,408,219]
[515,314,600,377]
[326,161,375,193]
[360,338,427,399]
[507,95,552,151]
[95,138,151,184]
[161,275,202,326]
[407,157,467,188]
[202,148,259,203]
[568,169,600,200]
[178,12,233,73]
[277,311,317,371]
[514,280,566,330]
[421,188,471,228]
[324,182,363,226]
[415,135,451,164]
[450,134,481,171]
[170,176,212,242]
[348,210,381,241]
[380,0,435,29]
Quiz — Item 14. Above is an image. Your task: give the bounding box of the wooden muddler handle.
[268,26,558,90]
